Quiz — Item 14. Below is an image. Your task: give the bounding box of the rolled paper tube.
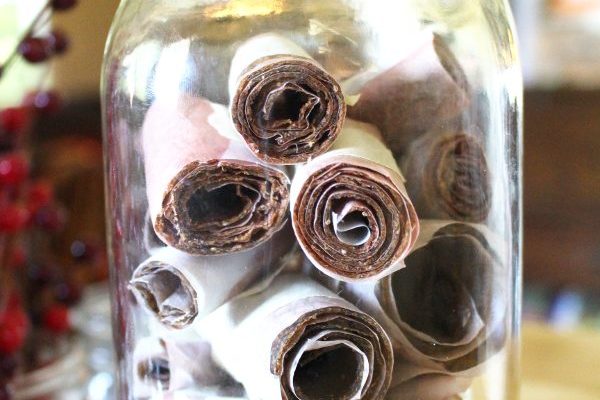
[197,274,394,400]
[345,31,469,155]
[143,95,290,255]
[338,220,506,375]
[291,119,419,282]
[229,33,346,164]
[130,223,295,329]
[401,130,492,222]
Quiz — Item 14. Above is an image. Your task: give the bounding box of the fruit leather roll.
[401,129,492,223]
[143,95,289,255]
[197,274,394,400]
[229,33,346,164]
[291,119,419,282]
[338,221,507,376]
[345,31,470,155]
[130,223,295,329]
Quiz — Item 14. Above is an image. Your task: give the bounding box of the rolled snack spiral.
[291,119,419,282]
[143,95,289,255]
[345,31,469,155]
[229,33,346,164]
[130,223,295,330]
[197,274,394,400]
[338,221,507,376]
[402,129,492,222]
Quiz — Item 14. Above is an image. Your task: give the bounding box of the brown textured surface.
[293,161,418,281]
[270,300,393,400]
[231,55,346,164]
[202,276,394,400]
[381,223,505,373]
[402,130,491,223]
[143,97,290,255]
[156,159,289,255]
[524,90,600,290]
[347,33,469,155]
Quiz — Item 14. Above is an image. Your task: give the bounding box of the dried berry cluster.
[0,1,79,398]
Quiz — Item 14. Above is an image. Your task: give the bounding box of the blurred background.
[0,0,599,398]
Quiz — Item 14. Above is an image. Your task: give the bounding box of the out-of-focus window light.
[512,0,600,88]
[0,0,51,107]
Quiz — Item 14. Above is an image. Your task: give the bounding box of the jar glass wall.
[102,1,522,399]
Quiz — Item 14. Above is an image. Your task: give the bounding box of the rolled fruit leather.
[196,274,394,400]
[143,95,290,255]
[336,220,507,377]
[130,222,296,330]
[229,33,346,164]
[291,119,419,282]
[401,128,492,222]
[344,31,470,156]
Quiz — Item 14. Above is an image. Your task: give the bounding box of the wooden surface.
[522,322,600,399]
[524,90,600,290]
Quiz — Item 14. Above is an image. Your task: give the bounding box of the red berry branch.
[0,1,78,398]
[0,0,77,79]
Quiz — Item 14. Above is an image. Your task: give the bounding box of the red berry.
[42,305,70,334]
[0,155,29,186]
[46,30,69,55]
[0,308,29,355]
[6,294,20,310]
[18,37,51,63]
[0,205,30,233]
[0,108,29,135]
[33,205,66,232]
[23,91,62,115]
[51,0,77,11]
[27,181,54,212]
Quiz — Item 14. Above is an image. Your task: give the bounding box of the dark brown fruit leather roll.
[291,120,419,282]
[345,31,470,155]
[197,274,394,400]
[339,221,506,377]
[229,33,346,164]
[130,223,295,330]
[143,95,289,255]
[401,130,492,222]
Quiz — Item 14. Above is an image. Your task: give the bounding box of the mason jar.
[101,1,522,399]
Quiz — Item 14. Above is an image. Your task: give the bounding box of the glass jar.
[102,1,522,399]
